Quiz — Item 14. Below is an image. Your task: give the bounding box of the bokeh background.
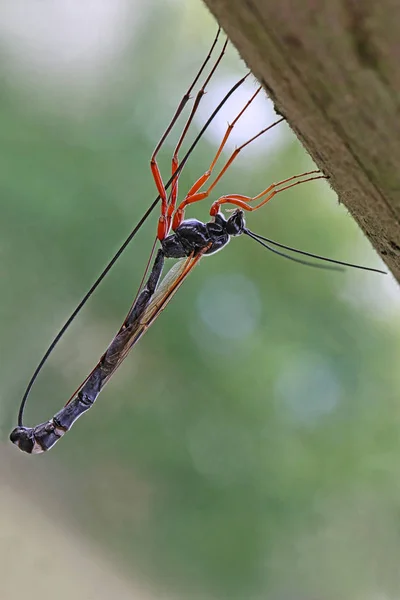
[1,2,400,599]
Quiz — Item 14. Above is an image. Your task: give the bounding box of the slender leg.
[165,38,229,239]
[208,172,327,216]
[172,96,285,230]
[149,29,226,240]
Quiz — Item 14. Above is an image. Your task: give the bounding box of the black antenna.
[244,229,345,271]
[17,48,249,427]
[246,229,386,274]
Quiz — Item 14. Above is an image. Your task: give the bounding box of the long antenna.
[246,229,386,274]
[244,229,344,270]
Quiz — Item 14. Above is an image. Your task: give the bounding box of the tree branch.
[202,0,400,281]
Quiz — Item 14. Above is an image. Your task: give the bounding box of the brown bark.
[202,0,400,281]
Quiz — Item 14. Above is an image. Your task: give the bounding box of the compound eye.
[226,209,245,236]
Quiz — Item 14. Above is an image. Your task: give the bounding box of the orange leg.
[165,37,229,239]
[149,28,223,241]
[172,109,285,230]
[209,172,327,216]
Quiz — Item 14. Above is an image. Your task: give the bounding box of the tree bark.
[202,0,400,281]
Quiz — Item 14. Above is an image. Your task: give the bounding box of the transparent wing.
[66,254,202,403]
[107,254,200,374]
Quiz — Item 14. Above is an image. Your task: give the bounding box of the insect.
[10,30,385,454]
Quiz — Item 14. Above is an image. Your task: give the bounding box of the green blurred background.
[1,2,400,599]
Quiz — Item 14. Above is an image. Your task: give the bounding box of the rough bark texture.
[202,0,400,281]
